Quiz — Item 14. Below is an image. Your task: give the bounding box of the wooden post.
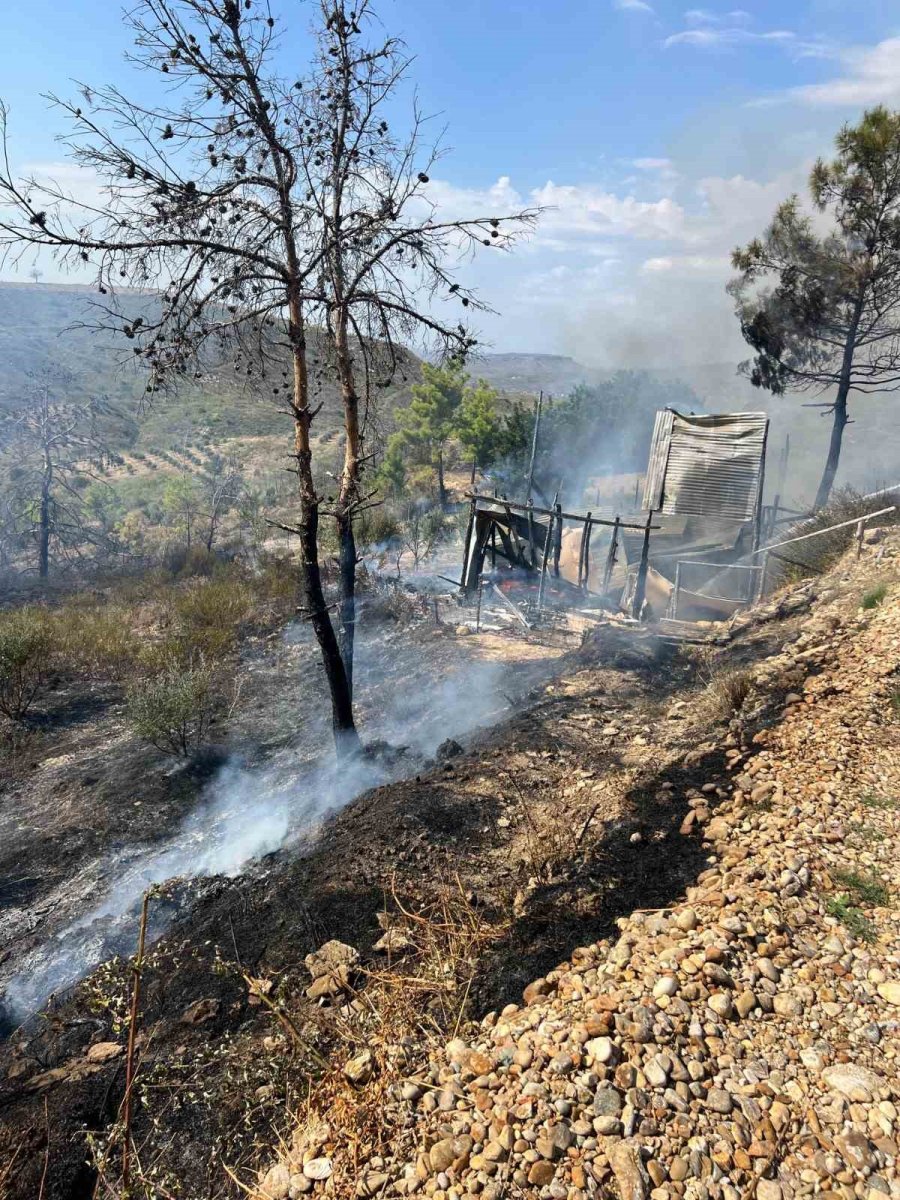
[768,493,780,541]
[525,391,543,502]
[581,514,593,590]
[602,516,621,594]
[578,516,592,590]
[671,560,683,620]
[856,518,865,559]
[475,575,484,632]
[553,503,562,578]
[526,499,538,569]
[631,509,654,621]
[537,499,557,618]
[460,498,476,592]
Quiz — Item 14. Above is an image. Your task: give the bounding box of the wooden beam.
[489,582,532,629]
[468,493,657,532]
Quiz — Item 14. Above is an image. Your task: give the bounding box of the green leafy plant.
[832,867,889,906]
[826,895,876,943]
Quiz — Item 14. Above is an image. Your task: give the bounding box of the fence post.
[631,509,653,620]
[537,506,556,618]
[856,518,865,559]
[671,560,682,620]
[602,516,621,594]
[755,551,770,603]
[460,497,476,592]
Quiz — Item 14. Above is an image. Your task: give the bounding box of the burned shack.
[461,408,770,626]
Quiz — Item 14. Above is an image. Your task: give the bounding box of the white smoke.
[0,617,520,1028]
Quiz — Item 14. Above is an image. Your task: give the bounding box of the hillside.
[1,515,898,1197]
[0,282,418,456]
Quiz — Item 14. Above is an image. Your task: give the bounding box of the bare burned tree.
[200,448,244,551]
[0,0,537,750]
[0,374,110,578]
[296,0,537,693]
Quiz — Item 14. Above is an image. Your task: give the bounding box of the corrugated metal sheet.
[642,409,674,511]
[642,410,768,523]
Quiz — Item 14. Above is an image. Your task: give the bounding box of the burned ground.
[0,577,823,1199]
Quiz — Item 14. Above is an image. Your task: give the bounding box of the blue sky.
[2,1,900,364]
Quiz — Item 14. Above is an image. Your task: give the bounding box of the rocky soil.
[256,536,900,1200]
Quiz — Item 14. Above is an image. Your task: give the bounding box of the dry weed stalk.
[247,875,504,1200]
[497,767,582,879]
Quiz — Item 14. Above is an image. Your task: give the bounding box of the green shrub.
[171,574,254,660]
[0,607,55,720]
[826,894,876,943]
[126,658,218,756]
[832,867,889,906]
[861,582,889,610]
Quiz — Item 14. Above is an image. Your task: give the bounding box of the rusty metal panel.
[643,411,768,522]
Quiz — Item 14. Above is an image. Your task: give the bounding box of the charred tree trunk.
[38,455,51,580]
[436,444,447,510]
[332,308,362,698]
[814,291,863,511]
[288,303,359,754]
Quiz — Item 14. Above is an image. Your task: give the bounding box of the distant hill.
[0,281,419,456]
[470,352,597,397]
[2,285,897,507]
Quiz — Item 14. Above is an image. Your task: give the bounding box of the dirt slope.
[252,539,900,1200]
[2,535,898,1199]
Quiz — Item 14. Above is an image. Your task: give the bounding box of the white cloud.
[632,157,674,170]
[684,8,751,26]
[613,0,655,13]
[665,26,794,50]
[641,253,731,273]
[786,37,900,107]
[530,180,686,241]
[424,176,688,248]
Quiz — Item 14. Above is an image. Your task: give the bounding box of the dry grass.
[772,486,900,582]
[241,877,503,1199]
[689,645,754,724]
